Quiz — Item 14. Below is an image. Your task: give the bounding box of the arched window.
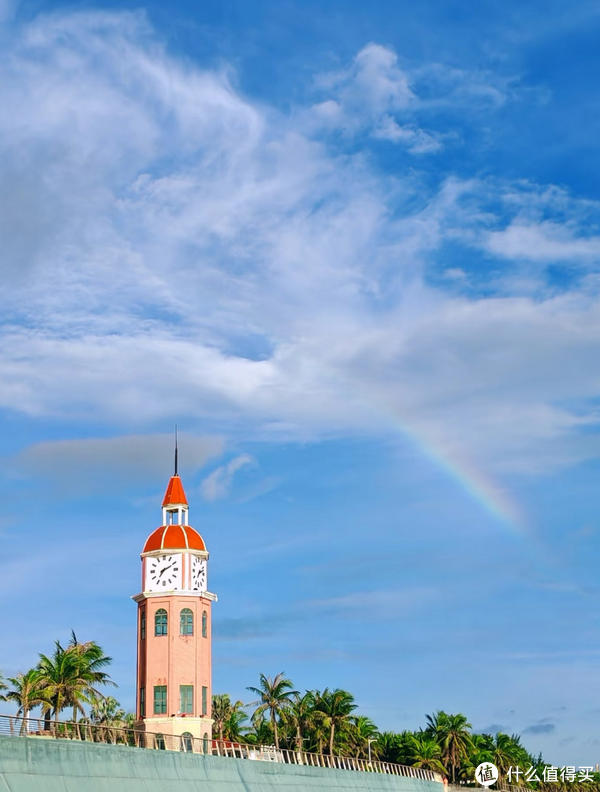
[202,732,209,754]
[156,733,165,750]
[181,732,193,752]
[180,608,193,635]
[202,610,207,638]
[155,608,168,636]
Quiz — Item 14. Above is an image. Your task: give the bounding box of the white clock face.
[146,554,181,591]
[190,556,207,591]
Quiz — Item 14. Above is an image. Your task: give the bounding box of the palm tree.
[210,694,247,743]
[307,697,329,754]
[0,672,7,701]
[493,732,521,777]
[36,636,113,725]
[66,633,115,722]
[90,695,125,725]
[375,730,416,764]
[283,691,316,753]
[314,688,357,756]
[38,642,82,725]
[247,673,297,749]
[376,732,401,764]
[89,695,126,743]
[223,703,248,742]
[426,711,473,783]
[212,694,233,742]
[410,735,447,775]
[245,710,274,746]
[345,715,379,759]
[5,669,51,735]
[460,733,494,782]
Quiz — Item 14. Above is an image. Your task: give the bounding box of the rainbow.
[399,422,526,534]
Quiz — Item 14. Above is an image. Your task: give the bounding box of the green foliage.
[247,672,297,749]
[425,711,473,783]
[5,669,51,735]
[281,691,316,752]
[376,731,414,764]
[409,734,447,775]
[212,693,234,741]
[2,632,115,728]
[313,688,357,756]
[5,645,600,792]
[209,694,249,743]
[343,715,379,759]
[37,633,115,725]
[90,695,125,726]
[244,710,274,746]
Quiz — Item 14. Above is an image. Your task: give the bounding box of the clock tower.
[132,467,216,746]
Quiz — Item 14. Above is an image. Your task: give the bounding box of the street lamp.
[368,738,377,764]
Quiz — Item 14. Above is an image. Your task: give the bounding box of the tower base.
[139,717,213,752]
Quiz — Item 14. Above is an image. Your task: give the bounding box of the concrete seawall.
[0,736,443,792]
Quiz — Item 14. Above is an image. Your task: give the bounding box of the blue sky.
[1,0,600,766]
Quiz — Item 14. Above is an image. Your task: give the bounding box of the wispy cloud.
[308,43,436,151]
[372,117,443,153]
[307,44,515,151]
[201,453,254,500]
[0,11,599,495]
[310,586,440,620]
[485,221,600,262]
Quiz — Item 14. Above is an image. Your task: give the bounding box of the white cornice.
[131,590,218,603]
[140,549,209,560]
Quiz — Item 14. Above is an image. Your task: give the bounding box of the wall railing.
[0,713,439,781]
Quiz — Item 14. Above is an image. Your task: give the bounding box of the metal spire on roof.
[174,424,178,476]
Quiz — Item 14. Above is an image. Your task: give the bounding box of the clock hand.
[160,562,177,579]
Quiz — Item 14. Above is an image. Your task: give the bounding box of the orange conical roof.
[162,475,188,506]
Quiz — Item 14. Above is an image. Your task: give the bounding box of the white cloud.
[307,44,512,151]
[201,454,255,500]
[373,116,442,153]
[1,11,600,487]
[485,221,600,262]
[307,43,428,147]
[412,62,513,109]
[349,43,415,113]
[316,43,413,116]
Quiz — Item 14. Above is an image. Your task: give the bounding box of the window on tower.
[180,685,194,714]
[180,608,193,635]
[140,610,146,640]
[153,686,167,714]
[155,609,168,636]
[140,686,145,717]
[167,509,179,525]
[202,610,207,638]
[201,686,207,716]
